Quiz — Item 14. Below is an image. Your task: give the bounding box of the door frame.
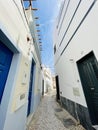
[27,59,35,116]
[0,29,20,129]
[0,29,19,105]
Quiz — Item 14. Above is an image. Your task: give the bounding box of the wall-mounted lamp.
[23,0,36,1]
[31,8,38,11]
[36,24,40,26]
[37,30,40,32]
[27,36,30,42]
[69,59,74,61]
[69,59,74,63]
[35,17,39,19]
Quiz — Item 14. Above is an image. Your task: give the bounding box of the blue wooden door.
[27,60,35,116]
[0,42,13,103]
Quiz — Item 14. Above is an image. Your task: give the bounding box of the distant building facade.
[0,1,42,130]
[42,66,53,94]
[54,1,98,130]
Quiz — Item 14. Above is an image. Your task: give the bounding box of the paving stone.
[27,90,85,130]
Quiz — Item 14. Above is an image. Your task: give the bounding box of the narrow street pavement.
[27,90,85,130]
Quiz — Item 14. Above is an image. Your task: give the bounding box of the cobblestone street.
[27,90,85,130]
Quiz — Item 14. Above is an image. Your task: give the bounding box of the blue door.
[0,41,13,103]
[27,60,35,116]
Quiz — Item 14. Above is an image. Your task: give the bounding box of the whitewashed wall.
[0,0,42,130]
[54,0,98,107]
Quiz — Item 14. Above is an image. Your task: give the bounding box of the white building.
[42,66,53,94]
[54,1,98,130]
[0,0,42,130]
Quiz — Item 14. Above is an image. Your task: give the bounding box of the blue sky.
[33,0,62,74]
[24,0,62,74]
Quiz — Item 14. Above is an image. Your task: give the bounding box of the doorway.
[27,60,35,116]
[42,80,44,96]
[0,41,13,103]
[77,52,98,125]
[55,75,60,101]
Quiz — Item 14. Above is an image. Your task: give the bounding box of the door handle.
[90,88,95,90]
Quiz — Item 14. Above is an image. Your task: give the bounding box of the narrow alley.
[27,90,85,130]
[1,0,98,130]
